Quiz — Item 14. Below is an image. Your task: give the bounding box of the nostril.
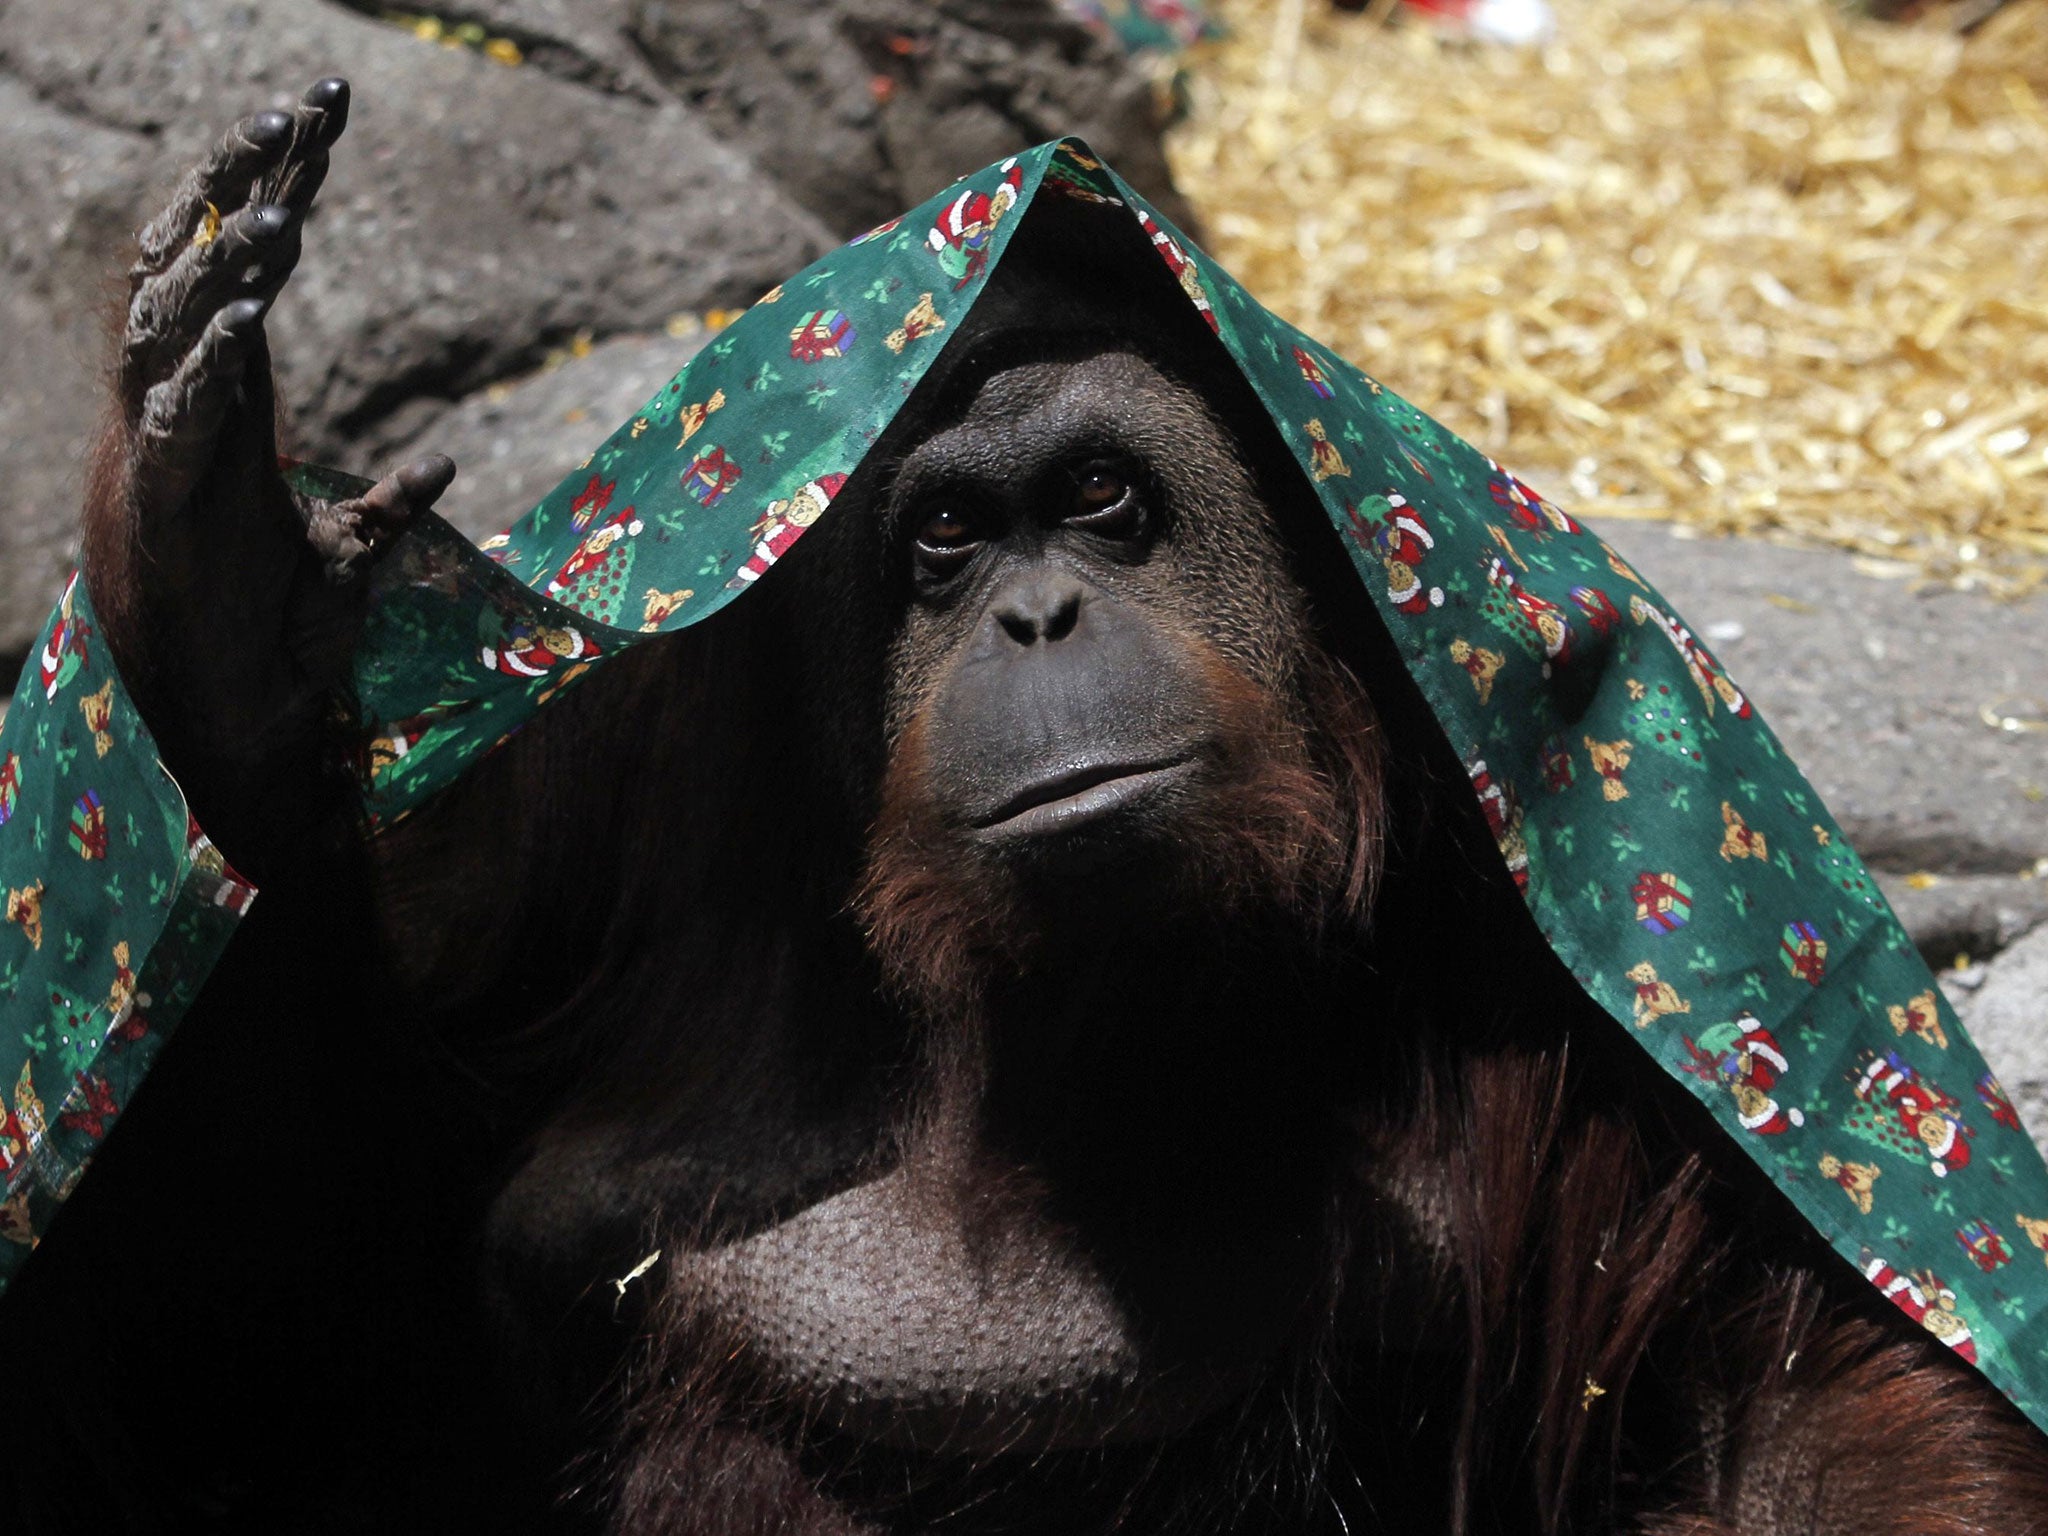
[1042,592,1081,643]
[991,572,1088,646]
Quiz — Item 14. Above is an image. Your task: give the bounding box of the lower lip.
[976,762,1195,840]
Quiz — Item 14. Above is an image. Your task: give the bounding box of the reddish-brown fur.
[857,643,1385,1018]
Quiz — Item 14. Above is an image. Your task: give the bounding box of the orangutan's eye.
[918,508,974,547]
[913,506,984,578]
[1067,462,1144,541]
[1077,466,1125,509]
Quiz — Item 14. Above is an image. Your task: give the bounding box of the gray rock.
[620,0,1195,237]
[0,0,834,651]
[1951,923,2048,1155]
[1595,521,2048,880]
[0,0,1189,659]
[1877,871,2048,973]
[325,0,1198,234]
[331,0,668,104]
[399,329,710,543]
[0,77,162,657]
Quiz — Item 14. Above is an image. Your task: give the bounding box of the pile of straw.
[1167,0,2048,593]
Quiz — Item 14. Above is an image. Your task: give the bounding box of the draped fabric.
[4,138,2045,1433]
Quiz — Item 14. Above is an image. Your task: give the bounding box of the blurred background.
[0,0,2042,1083]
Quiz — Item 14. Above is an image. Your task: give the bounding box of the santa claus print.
[0,1074,47,1189]
[1347,494,1442,615]
[39,574,92,702]
[1852,1049,1973,1177]
[1682,1010,1804,1135]
[726,475,850,590]
[480,620,600,680]
[57,1072,118,1141]
[1485,458,1580,536]
[928,160,1023,287]
[1567,585,1620,635]
[184,818,258,916]
[1467,760,1529,893]
[1483,556,1572,667]
[567,473,616,534]
[545,503,644,625]
[1859,1249,1978,1363]
[1139,210,1218,331]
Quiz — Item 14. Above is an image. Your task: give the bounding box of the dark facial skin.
[884,351,1314,890]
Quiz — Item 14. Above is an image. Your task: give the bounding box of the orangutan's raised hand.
[83,78,455,872]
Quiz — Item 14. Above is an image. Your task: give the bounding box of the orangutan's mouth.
[973,758,1194,838]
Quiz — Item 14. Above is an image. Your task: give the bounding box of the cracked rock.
[0,0,1188,657]
[1877,871,2048,973]
[1949,924,2048,1157]
[0,76,161,659]
[0,0,835,652]
[394,329,711,543]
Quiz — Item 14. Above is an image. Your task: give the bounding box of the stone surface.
[0,76,165,661]
[399,329,710,542]
[623,0,1196,235]
[0,0,1181,656]
[321,0,1198,233]
[1878,871,2048,972]
[1949,924,2048,1155]
[0,0,833,456]
[1594,520,2048,880]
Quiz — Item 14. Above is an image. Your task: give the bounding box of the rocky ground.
[3,1,2040,1122]
[0,0,1187,660]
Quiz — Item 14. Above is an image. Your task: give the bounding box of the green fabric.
[4,139,2046,1435]
[0,577,255,1271]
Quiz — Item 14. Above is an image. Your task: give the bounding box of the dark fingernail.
[248,111,292,146]
[399,454,459,501]
[220,297,267,332]
[306,77,352,141]
[248,204,291,240]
